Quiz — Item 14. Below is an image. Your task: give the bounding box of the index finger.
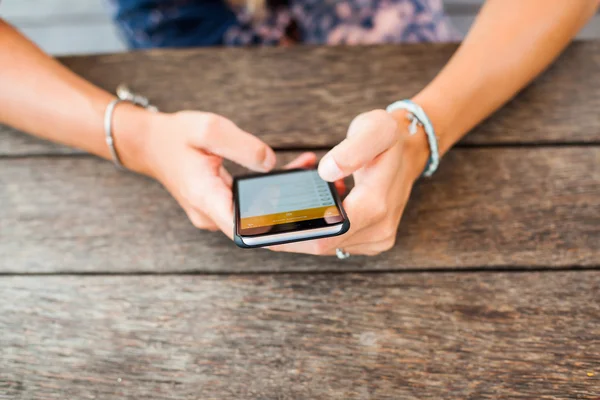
[194,114,277,173]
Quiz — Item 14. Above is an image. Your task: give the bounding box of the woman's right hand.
[134,110,276,236]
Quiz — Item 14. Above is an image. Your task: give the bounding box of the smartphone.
[233,169,350,248]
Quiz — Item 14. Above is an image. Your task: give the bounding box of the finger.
[342,184,387,232]
[194,113,276,173]
[219,165,233,188]
[186,208,219,231]
[267,239,330,255]
[334,179,346,196]
[318,110,399,181]
[335,220,398,250]
[288,230,394,256]
[269,235,392,257]
[338,239,396,256]
[193,176,234,239]
[284,152,317,169]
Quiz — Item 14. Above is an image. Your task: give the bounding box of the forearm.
[413,0,598,155]
[0,20,151,174]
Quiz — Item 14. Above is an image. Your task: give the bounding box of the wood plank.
[2,41,600,156]
[1,271,598,399]
[1,147,597,273]
[444,0,484,15]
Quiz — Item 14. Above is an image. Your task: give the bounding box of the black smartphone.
[233,168,350,248]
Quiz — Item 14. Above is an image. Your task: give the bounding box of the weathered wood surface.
[1,271,598,399]
[2,41,600,156]
[1,40,598,400]
[1,147,598,273]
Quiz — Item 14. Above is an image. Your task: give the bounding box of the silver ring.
[336,248,350,260]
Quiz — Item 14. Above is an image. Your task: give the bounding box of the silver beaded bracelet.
[103,84,158,170]
[103,98,130,170]
[386,99,440,177]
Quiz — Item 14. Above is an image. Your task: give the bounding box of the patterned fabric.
[107,0,460,49]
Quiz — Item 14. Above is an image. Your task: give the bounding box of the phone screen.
[236,169,344,235]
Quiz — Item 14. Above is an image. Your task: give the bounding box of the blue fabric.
[108,0,238,48]
[107,0,459,48]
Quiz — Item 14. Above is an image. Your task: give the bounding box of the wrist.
[389,109,430,182]
[411,90,455,157]
[111,103,158,176]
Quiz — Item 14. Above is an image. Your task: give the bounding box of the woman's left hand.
[269,109,430,256]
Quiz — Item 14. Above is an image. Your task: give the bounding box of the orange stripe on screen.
[241,206,340,229]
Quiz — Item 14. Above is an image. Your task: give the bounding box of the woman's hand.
[269,109,430,256]
[140,111,276,236]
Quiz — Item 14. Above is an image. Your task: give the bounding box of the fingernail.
[318,155,343,182]
[263,149,276,171]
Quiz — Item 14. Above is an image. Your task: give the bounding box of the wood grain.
[1,147,597,273]
[2,41,600,156]
[1,271,598,399]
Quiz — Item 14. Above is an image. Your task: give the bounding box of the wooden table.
[1,42,599,399]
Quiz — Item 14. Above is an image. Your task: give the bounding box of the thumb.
[318,110,399,181]
[195,114,276,172]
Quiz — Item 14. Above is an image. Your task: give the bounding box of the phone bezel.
[232,168,350,247]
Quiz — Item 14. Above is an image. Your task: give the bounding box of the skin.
[273,0,600,256]
[0,0,597,256]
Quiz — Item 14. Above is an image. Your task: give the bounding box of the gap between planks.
[0,141,599,161]
[1,265,598,277]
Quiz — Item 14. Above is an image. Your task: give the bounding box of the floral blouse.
[108,0,459,48]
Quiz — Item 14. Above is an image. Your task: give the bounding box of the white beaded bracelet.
[386,99,440,177]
